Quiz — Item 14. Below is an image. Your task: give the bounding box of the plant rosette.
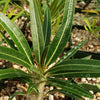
[0,0,100,100]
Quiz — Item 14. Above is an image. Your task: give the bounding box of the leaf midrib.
[0,16,33,65]
[50,63,100,71]
[49,81,90,97]
[0,52,31,68]
[31,0,40,62]
[52,71,100,76]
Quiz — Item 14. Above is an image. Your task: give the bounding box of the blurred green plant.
[0,0,100,100]
[84,17,100,39]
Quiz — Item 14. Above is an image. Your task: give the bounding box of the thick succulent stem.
[37,82,46,100]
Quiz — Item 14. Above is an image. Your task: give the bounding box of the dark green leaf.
[48,59,100,78]
[40,46,49,67]
[0,68,31,80]
[97,0,100,6]
[47,78,93,98]
[50,0,58,18]
[80,83,100,93]
[43,6,51,47]
[30,0,44,63]
[0,12,33,65]
[0,46,43,76]
[27,82,38,94]
[0,46,31,69]
[56,39,87,65]
[73,50,100,60]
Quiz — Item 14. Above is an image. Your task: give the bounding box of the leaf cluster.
[0,0,100,100]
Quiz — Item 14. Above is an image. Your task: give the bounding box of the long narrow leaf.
[50,0,58,18]
[2,0,10,14]
[43,6,51,47]
[0,46,32,69]
[36,0,43,23]
[48,59,100,78]
[0,12,33,65]
[55,39,87,65]
[47,78,93,98]
[27,82,38,94]
[0,46,43,76]
[0,68,31,80]
[45,0,75,66]
[79,83,100,93]
[97,0,100,6]
[30,0,44,63]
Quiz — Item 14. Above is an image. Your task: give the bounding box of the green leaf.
[9,92,26,100]
[51,0,65,18]
[43,6,51,47]
[0,46,32,69]
[80,83,100,93]
[55,39,87,65]
[47,78,93,98]
[0,1,6,4]
[73,50,100,60]
[11,10,24,22]
[94,26,100,31]
[27,82,38,94]
[51,13,61,35]
[45,0,75,66]
[30,0,44,63]
[84,18,92,31]
[7,9,15,19]
[50,0,58,18]
[2,0,10,14]
[36,0,43,23]
[96,84,100,90]
[48,59,100,78]
[92,18,97,29]
[40,46,49,67]
[0,68,31,80]
[97,0,100,6]
[0,12,33,65]
[0,46,43,76]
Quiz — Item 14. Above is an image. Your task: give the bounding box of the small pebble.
[97,97,100,100]
[89,90,94,94]
[4,96,9,100]
[96,93,100,97]
[13,64,20,69]
[0,62,2,65]
[81,78,87,82]
[87,78,92,81]
[49,94,54,100]
[50,86,53,90]
[92,78,96,81]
